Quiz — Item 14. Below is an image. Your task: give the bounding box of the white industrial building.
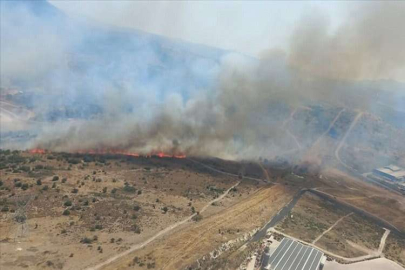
[262,238,325,270]
[373,165,405,182]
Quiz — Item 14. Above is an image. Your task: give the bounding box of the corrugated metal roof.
[375,168,405,179]
[265,238,323,270]
[384,165,402,172]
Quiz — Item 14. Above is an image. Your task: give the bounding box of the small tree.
[64,200,72,207]
[62,209,70,216]
[192,213,203,222]
[162,206,168,213]
[52,176,59,181]
[36,179,42,186]
[80,237,92,244]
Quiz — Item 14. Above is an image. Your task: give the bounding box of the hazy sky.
[50,1,348,57]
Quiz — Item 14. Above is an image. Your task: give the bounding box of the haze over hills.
[1,2,405,270]
[1,0,404,164]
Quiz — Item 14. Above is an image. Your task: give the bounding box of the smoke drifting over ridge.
[289,2,405,81]
[1,1,405,159]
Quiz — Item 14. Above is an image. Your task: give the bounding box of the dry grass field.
[316,213,384,258]
[384,233,405,267]
[0,151,267,270]
[1,150,404,269]
[103,184,293,270]
[275,193,350,243]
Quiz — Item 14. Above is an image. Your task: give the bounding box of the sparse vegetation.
[192,213,203,222]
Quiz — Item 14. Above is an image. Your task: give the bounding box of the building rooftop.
[384,165,402,172]
[264,238,324,270]
[375,165,405,180]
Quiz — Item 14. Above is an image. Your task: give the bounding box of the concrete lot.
[324,258,405,270]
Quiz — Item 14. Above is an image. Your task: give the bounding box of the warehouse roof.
[374,165,405,180]
[265,238,323,270]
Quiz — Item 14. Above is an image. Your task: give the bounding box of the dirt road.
[312,212,353,244]
[311,108,346,150]
[378,229,390,254]
[325,258,405,270]
[269,228,379,263]
[87,180,241,270]
[99,184,292,270]
[335,111,364,170]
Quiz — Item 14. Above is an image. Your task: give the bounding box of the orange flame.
[29,148,46,154]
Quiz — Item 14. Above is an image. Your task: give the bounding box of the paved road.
[250,187,404,245]
[269,228,380,263]
[308,189,404,237]
[250,189,307,242]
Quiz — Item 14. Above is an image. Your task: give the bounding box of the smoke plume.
[289,2,405,81]
[1,1,404,160]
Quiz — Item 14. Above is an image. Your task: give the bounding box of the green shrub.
[123,185,136,193]
[80,237,92,244]
[192,213,203,222]
[21,183,29,190]
[20,166,31,172]
[64,200,72,207]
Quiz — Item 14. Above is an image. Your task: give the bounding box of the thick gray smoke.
[1,1,405,160]
[289,2,405,81]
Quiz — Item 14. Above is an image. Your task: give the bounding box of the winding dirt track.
[312,212,353,244]
[310,108,346,150]
[335,111,364,170]
[87,179,241,270]
[160,185,286,270]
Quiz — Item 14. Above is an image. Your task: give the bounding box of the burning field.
[1,1,405,270]
[0,150,264,269]
[1,150,404,270]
